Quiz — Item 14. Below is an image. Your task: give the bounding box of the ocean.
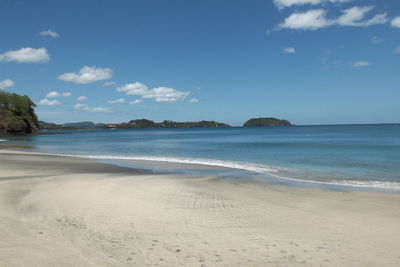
[3,124,400,192]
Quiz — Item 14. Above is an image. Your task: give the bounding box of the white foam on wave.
[52,153,400,191]
[329,179,400,190]
[268,173,400,190]
[54,154,279,174]
[0,139,7,142]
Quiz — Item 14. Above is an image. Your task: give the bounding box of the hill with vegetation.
[243,117,292,127]
[103,119,231,129]
[0,91,39,136]
[39,121,105,130]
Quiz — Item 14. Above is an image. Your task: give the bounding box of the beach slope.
[0,150,399,266]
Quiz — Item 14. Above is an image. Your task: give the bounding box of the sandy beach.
[0,149,399,267]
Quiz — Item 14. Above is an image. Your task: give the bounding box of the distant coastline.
[37,121,400,132]
[38,117,293,131]
[39,119,231,131]
[294,123,400,127]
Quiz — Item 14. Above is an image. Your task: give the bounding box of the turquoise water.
[2,124,400,191]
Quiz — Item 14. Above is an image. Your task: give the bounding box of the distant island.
[0,91,39,136]
[243,117,292,127]
[39,119,231,130]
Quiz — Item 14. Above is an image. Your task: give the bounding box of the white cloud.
[337,6,387,27]
[143,87,190,102]
[103,81,116,86]
[74,103,88,110]
[273,0,350,9]
[129,99,143,105]
[362,13,388,26]
[117,82,189,103]
[39,30,59,38]
[77,96,87,101]
[278,6,388,31]
[274,0,321,9]
[189,98,199,103]
[391,16,400,28]
[393,46,400,54]
[108,98,125,104]
[74,103,112,113]
[352,61,371,67]
[38,99,61,106]
[0,47,49,63]
[0,79,14,90]
[46,91,72,98]
[91,107,112,113]
[46,91,60,98]
[116,82,148,95]
[283,47,296,54]
[337,6,372,26]
[278,9,333,30]
[58,66,112,84]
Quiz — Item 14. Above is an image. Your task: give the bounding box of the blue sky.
[0,0,399,126]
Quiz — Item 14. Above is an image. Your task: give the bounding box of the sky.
[0,0,400,126]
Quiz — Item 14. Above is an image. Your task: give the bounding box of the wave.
[53,153,400,191]
[0,139,7,142]
[54,154,279,174]
[268,173,400,191]
[329,179,400,190]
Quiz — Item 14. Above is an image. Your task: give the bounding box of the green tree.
[0,91,39,135]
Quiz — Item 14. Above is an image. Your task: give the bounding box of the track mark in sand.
[169,187,275,265]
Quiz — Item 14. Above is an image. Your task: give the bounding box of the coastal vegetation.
[103,119,231,129]
[40,119,231,130]
[39,121,105,130]
[0,91,39,136]
[243,117,292,127]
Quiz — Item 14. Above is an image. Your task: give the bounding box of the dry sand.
[0,149,399,266]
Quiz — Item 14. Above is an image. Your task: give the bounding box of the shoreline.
[6,148,400,193]
[1,149,400,266]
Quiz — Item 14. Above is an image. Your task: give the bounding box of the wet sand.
[0,150,399,266]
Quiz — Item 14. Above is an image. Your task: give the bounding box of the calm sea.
[2,124,400,192]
